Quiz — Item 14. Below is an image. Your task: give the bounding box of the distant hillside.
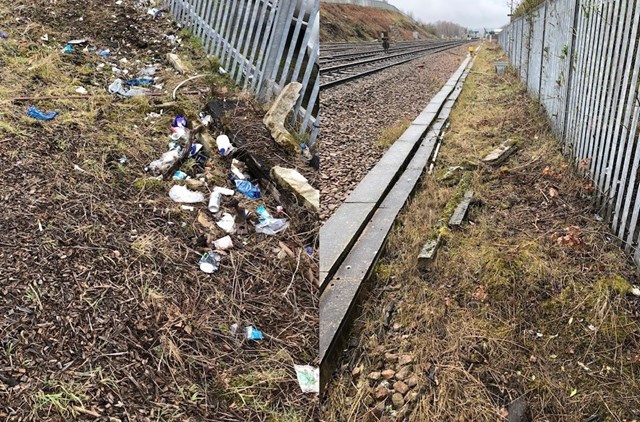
[320,3,437,42]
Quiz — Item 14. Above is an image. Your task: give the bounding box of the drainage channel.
[319,54,477,389]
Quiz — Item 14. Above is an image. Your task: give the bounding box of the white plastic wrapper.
[168,185,205,203]
[294,365,319,394]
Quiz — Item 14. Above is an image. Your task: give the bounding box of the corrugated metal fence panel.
[163,0,319,145]
[498,0,640,266]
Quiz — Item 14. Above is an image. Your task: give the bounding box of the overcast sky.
[388,0,511,31]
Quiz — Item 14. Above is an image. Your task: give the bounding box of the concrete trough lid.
[449,190,474,227]
[483,140,518,166]
[418,236,441,266]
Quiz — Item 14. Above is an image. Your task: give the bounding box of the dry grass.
[323,42,640,421]
[320,3,436,42]
[376,118,412,149]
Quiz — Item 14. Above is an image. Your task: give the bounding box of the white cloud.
[389,0,511,30]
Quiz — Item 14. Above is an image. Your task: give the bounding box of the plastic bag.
[168,185,205,203]
[27,106,58,121]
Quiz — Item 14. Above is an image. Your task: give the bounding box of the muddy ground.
[323,43,640,421]
[0,0,318,420]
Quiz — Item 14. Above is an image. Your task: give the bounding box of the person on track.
[381,32,390,54]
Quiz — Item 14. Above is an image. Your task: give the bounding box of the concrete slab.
[380,167,424,212]
[483,140,518,165]
[398,124,429,143]
[449,190,474,226]
[418,237,441,267]
[320,202,376,288]
[414,110,439,126]
[320,206,398,363]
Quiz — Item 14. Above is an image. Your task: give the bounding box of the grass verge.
[323,41,640,421]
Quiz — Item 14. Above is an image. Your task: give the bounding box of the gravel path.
[320,45,472,221]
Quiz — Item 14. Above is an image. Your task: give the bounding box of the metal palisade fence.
[499,0,640,267]
[162,0,320,145]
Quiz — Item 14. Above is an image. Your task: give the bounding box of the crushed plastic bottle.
[108,79,148,97]
[199,251,221,273]
[139,67,157,76]
[255,218,289,235]
[235,179,261,200]
[27,106,58,121]
[125,77,154,86]
[146,148,181,173]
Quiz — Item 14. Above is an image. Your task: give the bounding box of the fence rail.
[499,0,640,266]
[163,0,320,145]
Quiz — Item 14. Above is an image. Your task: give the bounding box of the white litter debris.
[168,185,205,203]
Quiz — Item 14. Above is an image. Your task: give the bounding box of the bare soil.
[323,43,640,421]
[0,1,318,420]
[320,3,436,43]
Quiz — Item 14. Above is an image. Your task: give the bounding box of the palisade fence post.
[258,0,297,101]
[562,0,581,144]
[538,1,548,95]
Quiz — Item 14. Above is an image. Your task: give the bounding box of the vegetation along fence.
[499,0,640,267]
[163,0,320,145]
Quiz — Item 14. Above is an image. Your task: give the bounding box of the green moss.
[594,275,632,296]
[133,177,164,191]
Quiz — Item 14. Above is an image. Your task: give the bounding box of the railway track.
[319,40,443,65]
[319,54,476,389]
[320,40,470,89]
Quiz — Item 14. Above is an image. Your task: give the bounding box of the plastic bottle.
[145,148,181,173]
[216,135,234,156]
[208,191,222,213]
[234,179,261,200]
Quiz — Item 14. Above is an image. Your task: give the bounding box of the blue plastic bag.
[235,179,261,200]
[27,106,58,121]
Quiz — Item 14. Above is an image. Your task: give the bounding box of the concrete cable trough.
[319,53,477,389]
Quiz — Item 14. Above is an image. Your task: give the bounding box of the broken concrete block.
[167,53,188,74]
[449,190,474,227]
[263,82,302,152]
[482,140,518,166]
[271,166,319,213]
[418,236,441,267]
